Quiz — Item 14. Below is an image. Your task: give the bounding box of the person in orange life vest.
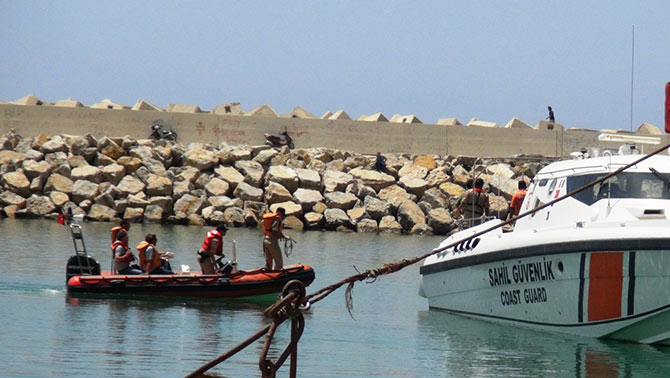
[456,178,490,227]
[112,230,142,275]
[507,181,528,221]
[262,207,285,270]
[197,224,227,274]
[111,219,131,244]
[137,233,174,275]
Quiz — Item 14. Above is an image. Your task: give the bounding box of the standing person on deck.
[456,178,490,227]
[112,230,142,275]
[197,224,227,274]
[262,207,285,270]
[507,181,528,221]
[137,233,174,275]
[110,219,130,243]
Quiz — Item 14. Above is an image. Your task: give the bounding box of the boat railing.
[456,215,496,230]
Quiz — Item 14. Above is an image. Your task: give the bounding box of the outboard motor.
[65,255,101,283]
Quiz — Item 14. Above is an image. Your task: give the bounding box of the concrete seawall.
[2,104,666,157]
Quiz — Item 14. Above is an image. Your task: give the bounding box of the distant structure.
[358,112,389,122]
[167,104,202,113]
[466,118,497,128]
[54,98,84,107]
[436,118,462,126]
[91,99,129,110]
[282,106,316,119]
[390,114,422,124]
[245,104,278,117]
[503,117,533,129]
[636,122,662,135]
[132,100,163,111]
[327,110,351,120]
[13,94,49,106]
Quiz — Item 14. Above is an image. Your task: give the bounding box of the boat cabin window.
[538,179,548,187]
[567,172,670,206]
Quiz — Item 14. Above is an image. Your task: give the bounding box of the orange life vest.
[137,241,161,273]
[201,229,223,255]
[111,240,133,262]
[263,213,283,237]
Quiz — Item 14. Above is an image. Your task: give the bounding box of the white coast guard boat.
[419,137,670,343]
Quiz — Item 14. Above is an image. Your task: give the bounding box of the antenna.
[629,25,635,132]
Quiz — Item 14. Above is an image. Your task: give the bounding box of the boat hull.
[420,248,670,343]
[67,264,315,298]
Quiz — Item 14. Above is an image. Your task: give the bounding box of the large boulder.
[117,175,145,196]
[22,160,51,180]
[207,196,235,211]
[323,208,353,231]
[363,196,391,221]
[486,163,515,179]
[439,182,465,199]
[295,168,322,191]
[40,136,69,153]
[378,185,414,212]
[2,171,31,197]
[265,166,300,193]
[223,207,246,226]
[146,174,173,196]
[98,137,125,160]
[347,207,369,224]
[356,218,378,233]
[71,165,104,183]
[102,163,125,185]
[489,194,509,220]
[144,205,164,223]
[235,160,265,186]
[184,149,218,171]
[265,182,293,204]
[87,204,119,222]
[253,149,279,165]
[127,194,150,209]
[427,208,454,235]
[214,166,245,190]
[304,212,324,230]
[233,182,264,202]
[293,188,324,212]
[414,155,437,171]
[173,194,205,218]
[72,180,99,204]
[398,176,428,198]
[0,191,26,207]
[425,166,451,188]
[322,170,353,192]
[421,187,449,210]
[0,151,27,166]
[123,207,144,223]
[348,168,395,192]
[324,191,358,210]
[488,175,518,201]
[282,215,304,231]
[378,215,402,234]
[397,200,426,231]
[25,195,56,216]
[345,181,377,200]
[398,163,428,179]
[142,157,168,177]
[44,173,74,195]
[270,201,303,218]
[204,177,230,197]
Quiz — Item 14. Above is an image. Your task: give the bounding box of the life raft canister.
[201,229,223,255]
[665,82,670,133]
[137,241,161,273]
[263,213,283,237]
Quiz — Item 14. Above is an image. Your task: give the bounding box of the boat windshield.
[567,171,670,206]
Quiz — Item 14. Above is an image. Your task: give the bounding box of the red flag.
[57,213,65,225]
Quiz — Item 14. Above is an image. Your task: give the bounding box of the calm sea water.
[1,219,670,378]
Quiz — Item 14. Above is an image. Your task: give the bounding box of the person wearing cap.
[456,177,490,227]
[197,224,227,274]
[262,207,285,270]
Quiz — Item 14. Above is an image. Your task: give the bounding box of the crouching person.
[137,233,174,275]
[112,230,142,275]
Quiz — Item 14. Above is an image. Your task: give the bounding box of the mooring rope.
[185,143,670,377]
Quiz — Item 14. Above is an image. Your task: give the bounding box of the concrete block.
[391,114,422,124]
[282,106,316,119]
[245,104,278,117]
[91,98,129,110]
[167,104,202,113]
[14,94,49,106]
[320,111,333,119]
[436,118,462,126]
[54,98,84,107]
[466,118,497,128]
[328,110,351,120]
[132,100,163,111]
[358,112,389,122]
[503,117,533,129]
[636,122,662,135]
[535,120,565,131]
[212,102,243,115]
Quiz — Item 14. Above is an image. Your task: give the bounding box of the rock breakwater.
[0,131,550,235]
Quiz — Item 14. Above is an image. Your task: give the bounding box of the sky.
[1,1,669,130]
